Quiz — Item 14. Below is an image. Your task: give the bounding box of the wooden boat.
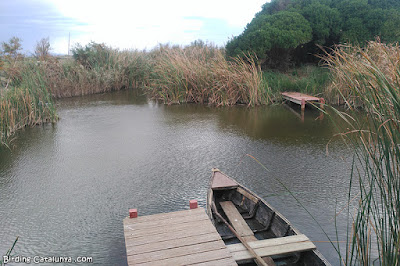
[207,168,330,266]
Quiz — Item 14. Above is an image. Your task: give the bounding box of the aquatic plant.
[0,237,18,266]
[262,65,331,98]
[147,44,271,106]
[324,40,400,265]
[0,62,58,146]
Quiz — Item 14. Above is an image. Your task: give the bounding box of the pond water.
[0,90,354,265]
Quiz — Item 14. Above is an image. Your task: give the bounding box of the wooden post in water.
[318,98,325,120]
[301,98,306,112]
[301,98,305,122]
[129,209,138,218]
[319,98,325,109]
[189,200,198,209]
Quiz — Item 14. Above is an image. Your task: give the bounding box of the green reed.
[324,40,400,265]
[0,237,18,266]
[147,44,271,106]
[262,65,331,101]
[1,61,57,146]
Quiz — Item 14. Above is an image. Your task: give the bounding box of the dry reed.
[323,40,400,265]
[323,39,400,107]
[147,44,271,106]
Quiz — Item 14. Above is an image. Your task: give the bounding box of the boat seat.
[227,234,316,262]
[220,201,276,265]
[220,201,256,241]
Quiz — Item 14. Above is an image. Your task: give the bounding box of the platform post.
[129,209,138,218]
[301,98,306,112]
[319,98,325,109]
[189,200,198,209]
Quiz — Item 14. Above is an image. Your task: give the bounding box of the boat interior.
[208,171,329,266]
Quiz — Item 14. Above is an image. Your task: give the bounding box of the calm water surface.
[0,90,353,265]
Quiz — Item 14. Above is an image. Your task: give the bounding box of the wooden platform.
[281,92,325,121]
[123,207,237,266]
[281,92,322,106]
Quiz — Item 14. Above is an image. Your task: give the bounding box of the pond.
[0,90,354,265]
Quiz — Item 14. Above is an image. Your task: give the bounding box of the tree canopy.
[226,0,400,68]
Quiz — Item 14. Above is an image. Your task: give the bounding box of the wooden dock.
[123,207,237,265]
[281,92,324,111]
[281,92,325,121]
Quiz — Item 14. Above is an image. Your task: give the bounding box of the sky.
[0,0,267,55]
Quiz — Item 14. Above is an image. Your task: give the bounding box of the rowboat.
[207,168,330,265]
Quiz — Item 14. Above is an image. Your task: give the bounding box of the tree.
[1,37,23,60]
[227,11,312,68]
[226,0,400,68]
[1,37,23,89]
[34,37,51,60]
[301,3,341,45]
[382,9,400,43]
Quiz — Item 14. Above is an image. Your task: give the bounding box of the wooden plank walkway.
[123,207,237,266]
[281,92,324,111]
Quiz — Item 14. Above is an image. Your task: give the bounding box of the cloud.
[1,0,265,54]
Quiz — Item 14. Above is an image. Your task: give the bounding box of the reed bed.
[0,62,57,146]
[324,40,400,107]
[41,46,150,98]
[324,40,400,265]
[147,45,271,106]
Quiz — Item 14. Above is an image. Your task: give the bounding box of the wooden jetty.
[123,205,237,265]
[281,92,324,111]
[281,92,325,121]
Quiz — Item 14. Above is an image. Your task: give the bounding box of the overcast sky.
[0,0,266,55]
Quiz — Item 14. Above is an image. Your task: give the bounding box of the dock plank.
[125,221,217,246]
[281,92,321,103]
[131,248,235,266]
[123,207,237,266]
[124,215,211,237]
[193,258,238,266]
[124,207,204,225]
[124,210,206,229]
[127,232,220,255]
[130,240,226,264]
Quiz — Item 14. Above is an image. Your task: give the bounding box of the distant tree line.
[226,0,400,68]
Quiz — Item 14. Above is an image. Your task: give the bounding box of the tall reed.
[147,44,271,106]
[324,40,400,265]
[43,46,150,98]
[0,61,57,146]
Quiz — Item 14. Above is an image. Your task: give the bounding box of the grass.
[147,44,271,106]
[323,40,400,265]
[0,237,18,266]
[262,65,331,101]
[0,61,57,147]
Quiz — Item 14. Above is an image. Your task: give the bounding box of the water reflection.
[0,90,353,265]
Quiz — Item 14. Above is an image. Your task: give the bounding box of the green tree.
[1,37,24,88]
[1,37,23,59]
[227,11,312,67]
[382,9,400,42]
[227,0,400,67]
[301,3,341,44]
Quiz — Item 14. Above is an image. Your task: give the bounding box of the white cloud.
[47,0,265,53]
